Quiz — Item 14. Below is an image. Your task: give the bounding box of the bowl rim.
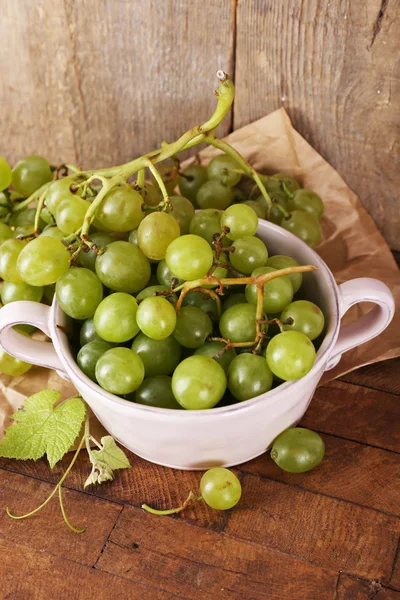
[51,220,340,417]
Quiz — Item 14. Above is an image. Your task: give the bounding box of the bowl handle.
[325,278,395,370]
[0,301,67,375]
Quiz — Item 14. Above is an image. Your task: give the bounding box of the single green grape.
[281,300,325,340]
[245,266,293,314]
[137,211,180,261]
[0,238,26,283]
[167,195,195,234]
[227,354,273,401]
[181,290,219,319]
[156,259,184,288]
[197,180,233,210]
[288,189,324,219]
[229,236,268,275]
[56,196,91,235]
[267,255,303,293]
[17,236,70,286]
[266,202,287,226]
[194,341,236,373]
[219,303,265,343]
[94,292,140,343]
[266,331,316,380]
[128,229,138,246]
[173,306,212,348]
[150,162,180,195]
[242,199,266,219]
[221,204,258,240]
[134,375,181,409]
[0,157,12,191]
[12,156,52,197]
[281,211,322,248]
[189,208,230,248]
[0,191,11,219]
[9,207,46,230]
[79,232,114,271]
[260,178,291,205]
[96,185,144,232]
[40,226,65,241]
[231,187,247,204]
[95,240,150,293]
[95,347,145,395]
[165,234,213,281]
[131,333,181,377]
[139,182,160,207]
[77,341,112,382]
[222,293,247,312]
[0,347,32,376]
[205,252,228,284]
[178,165,208,205]
[80,318,105,346]
[136,285,170,302]
[207,155,242,188]
[45,178,75,215]
[0,222,14,245]
[271,173,300,194]
[56,268,103,320]
[200,468,242,510]
[136,296,177,340]
[14,224,36,237]
[1,281,43,304]
[172,355,226,409]
[271,428,325,473]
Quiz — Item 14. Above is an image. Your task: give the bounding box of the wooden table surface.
[0,357,399,600]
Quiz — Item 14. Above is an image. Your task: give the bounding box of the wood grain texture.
[390,547,400,590]
[234,0,400,249]
[337,574,400,599]
[340,357,400,396]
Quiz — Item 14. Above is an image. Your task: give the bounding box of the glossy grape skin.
[136,285,170,302]
[0,223,13,246]
[245,266,293,314]
[17,237,70,286]
[77,341,112,382]
[0,347,32,376]
[137,211,180,261]
[207,155,242,188]
[172,355,226,409]
[197,180,233,210]
[289,189,324,219]
[80,318,105,346]
[9,207,45,231]
[281,211,322,248]
[200,468,241,510]
[56,268,103,320]
[221,204,258,240]
[229,236,268,275]
[194,341,236,373]
[0,156,12,191]
[165,234,213,281]
[136,296,177,340]
[271,428,325,473]
[271,173,300,194]
[181,290,219,319]
[267,203,286,226]
[94,292,140,343]
[131,333,181,377]
[138,182,159,207]
[173,306,212,349]
[45,178,75,214]
[178,165,208,205]
[0,192,11,219]
[79,232,114,271]
[266,331,316,380]
[156,259,184,288]
[219,303,264,343]
[189,208,230,248]
[242,199,266,219]
[222,293,247,313]
[95,240,150,293]
[40,226,65,241]
[281,300,325,340]
[267,255,303,294]
[95,347,144,395]
[56,196,91,235]
[134,375,181,409]
[167,196,195,234]
[1,281,43,304]
[227,354,273,401]
[96,185,144,232]
[0,238,26,283]
[12,156,52,197]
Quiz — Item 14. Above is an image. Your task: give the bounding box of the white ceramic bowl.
[0,221,395,469]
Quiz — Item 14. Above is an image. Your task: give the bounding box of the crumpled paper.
[1,107,399,439]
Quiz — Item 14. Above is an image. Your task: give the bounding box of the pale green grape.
[227,353,273,401]
[189,208,230,247]
[266,331,316,380]
[96,185,144,232]
[271,428,325,473]
[17,237,70,286]
[197,180,233,210]
[56,268,103,320]
[139,182,160,207]
[178,165,208,205]
[1,281,43,304]
[0,157,12,191]
[288,189,324,219]
[165,234,213,281]
[0,347,32,376]
[245,266,293,314]
[271,173,300,194]
[12,156,52,197]
[156,259,184,288]
[222,293,247,312]
[267,255,303,293]
[281,300,325,340]
[56,196,91,235]
[200,467,242,509]
[40,226,65,241]
[181,289,219,319]
[0,238,26,283]
[131,333,181,377]
[45,178,75,215]
[172,355,226,409]
[229,236,268,275]
[79,232,114,271]
[136,296,177,340]
[194,341,236,373]
[95,347,145,395]
[219,303,262,344]
[242,199,266,219]
[173,306,212,348]
[77,341,112,382]
[167,196,195,234]
[136,285,170,302]
[281,211,322,248]
[221,204,258,240]
[94,292,140,343]
[95,240,150,293]
[0,222,13,245]
[137,211,180,261]
[207,155,242,187]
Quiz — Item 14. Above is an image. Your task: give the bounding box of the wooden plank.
[0,469,121,566]
[238,433,400,517]
[301,380,400,452]
[234,0,400,249]
[225,473,400,581]
[340,358,400,396]
[96,506,338,600]
[0,538,178,600]
[0,0,235,168]
[390,546,400,590]
[336,574,400,599]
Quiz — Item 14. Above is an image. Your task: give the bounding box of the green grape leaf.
[0,390,86,468]
[85,436,131,488]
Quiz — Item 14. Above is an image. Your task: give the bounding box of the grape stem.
[144,161,170,210]
[141,490,199,516]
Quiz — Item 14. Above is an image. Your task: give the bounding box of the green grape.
[131,333,181,377]
[260,179,291,205]
[156,259,184,288]
[80,318,105,346]
[271,173,300,194]
[45,178,75,215]
[172,355,226,409]
[222,293,247,312]
[1,281,43,304]
[150,163,180,195]
[221,204,258,240]
[14,224,36,237]
[0,191,12,219]
[207,155,242,188]
[181,290,219,319]
[219,303,265,344]
[40,207,53,225]
[77,341,112,382]
[206,252,228,284]
[40,226,65,241]
[136,285,170,302]
[128,229,138,245]
[281,210,322,248]
[17,237,70,286]
[242,199,266,219]
[9,207,46,230]
[95,347,144,395]
[200,468,241,510]
[245,266,293,314]
[189,208,230,248]
[94,292,140,343]
[0,222,13,245]
[227,354,273,401]
[78,232,114,271]
[173,306,212,348]
[231,187,247,204]
[267,255,303,293]
[134,375,181,409]
[56,268,103,320]
[267,203,287,226]
[229,236,268,275]
[0,238,26,283]
[266,330,316,380]
[194,341,236,373]
[281,300,325,340]
[139,182,160,207]
[165,234,213,281]
[96,185,144,232]
[271,428,325,473]
[95,240,150,293]
[0,347,32,376]
[137,211,180,261]
[288,189,324,219]
[0,156,12,191]
[12,156,52,197]
[197,180,233,210]
[178,165,208,205]
[167,196,195,234]
[136,296,177,340]
[56,196,91,235]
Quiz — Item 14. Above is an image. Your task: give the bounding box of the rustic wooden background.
[0,0,399,248]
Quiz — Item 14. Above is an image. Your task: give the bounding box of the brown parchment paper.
[0,107,399,439]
